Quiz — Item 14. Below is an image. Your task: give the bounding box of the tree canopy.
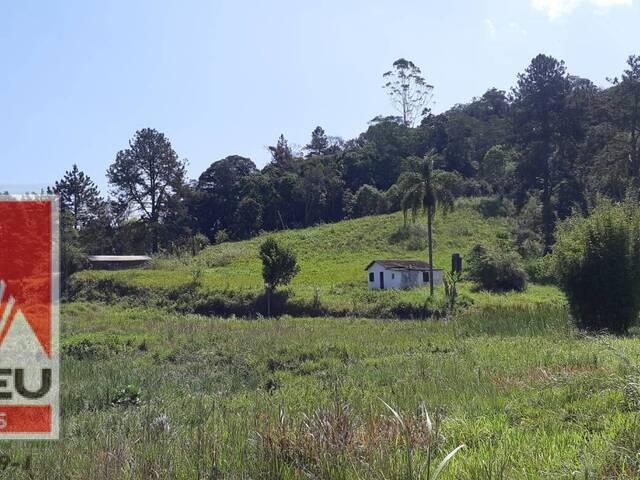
[49,53,640,263]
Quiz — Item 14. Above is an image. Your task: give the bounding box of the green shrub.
[553,201,640,333]
[259,238,300,316]
[61,241,89,289]
[475,196,515,218]
[233,196,263,239]
[524,255,556,284]
[259,238,300,290]
[351,184,386,217]
[192,233,210,253]
[467,244,528,292]
[214,229,230,244]
[514,194,545,258]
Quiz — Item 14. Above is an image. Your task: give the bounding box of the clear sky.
[1,0,637,194]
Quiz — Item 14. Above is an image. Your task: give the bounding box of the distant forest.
[52,53,640,275]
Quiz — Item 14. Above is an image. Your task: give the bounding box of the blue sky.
[1,0,637,194]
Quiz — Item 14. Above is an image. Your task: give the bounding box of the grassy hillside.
[72,206,562,316]
[5,302,640,478]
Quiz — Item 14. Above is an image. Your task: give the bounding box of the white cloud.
[484,19,528,38]
[531,0,632,19]
[484,18,497,36]
[508,21,528,36]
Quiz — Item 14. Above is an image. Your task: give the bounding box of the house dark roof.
[364,260,442,272]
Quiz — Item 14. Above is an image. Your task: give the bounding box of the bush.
[192,233,210,253]
[61,241,89,288]
[233,196,263,239]
[476,196,515,218]
[259,238,300,316]
[384,184,402,212]
[553,201,640,333]
[514,194,544,258]
[525,255,556,284]
[351,185,386,218]
[259,238,300,290]
[467,244,528,292]
[214,229,230,244]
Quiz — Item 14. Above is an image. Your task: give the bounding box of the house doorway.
[379,271,384,289]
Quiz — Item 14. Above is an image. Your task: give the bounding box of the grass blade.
[380,399,405,430]
[432,444,465,480]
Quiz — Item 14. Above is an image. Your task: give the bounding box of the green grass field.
[24,206,640,478]
[71,206,560,317]
[4,301,640,478]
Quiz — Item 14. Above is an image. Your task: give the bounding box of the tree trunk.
[151,222,159,253]
[427,206,434,297]
[266,286,272,317]
[542,156,553,254]
[630,90,639,182]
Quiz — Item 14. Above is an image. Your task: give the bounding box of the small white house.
[365,260,444,290]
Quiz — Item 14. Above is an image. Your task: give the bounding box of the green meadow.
[72,205,558,317]
[3,302,640,478]
[8,205,639,478]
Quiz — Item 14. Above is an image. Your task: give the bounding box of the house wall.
[430,270,444,287]
[367,263,386,290]
[367,263,444,290]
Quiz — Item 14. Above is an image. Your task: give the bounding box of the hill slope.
[73,206,562,316]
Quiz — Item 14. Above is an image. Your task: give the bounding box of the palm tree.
[398,151,454,296]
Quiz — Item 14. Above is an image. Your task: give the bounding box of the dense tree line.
[54,53,640,271]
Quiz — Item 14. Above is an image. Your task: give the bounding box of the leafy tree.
[340,144,375,191]
[474,88,510,118]
[383,58,434,126]
[56,210,89,291]
[361,119,419,189]
[78,204,116,254]
[552,76,592,220]
[72,52,640,258]
[266,134,295,172]
[295,163,326,226]
[266,172,301,229]
[259,238,300,316]
[159,183,199,251]
[52,165,113,270]
[467,244,528,292]
[553,200,640,333]
[196,155,257,236]
[305,126,330,156]
[512,54,570,252]
[53,164,104,230]
[397,151,454,296]
[479,145,517,195]
[233,196,263,239]
[611,55,640,182]
[351,184,385,218]
[107,128,186,252]
[384,184,403,212]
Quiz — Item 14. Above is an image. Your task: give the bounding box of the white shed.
[365,260,444,290]
[88,255,151,270]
